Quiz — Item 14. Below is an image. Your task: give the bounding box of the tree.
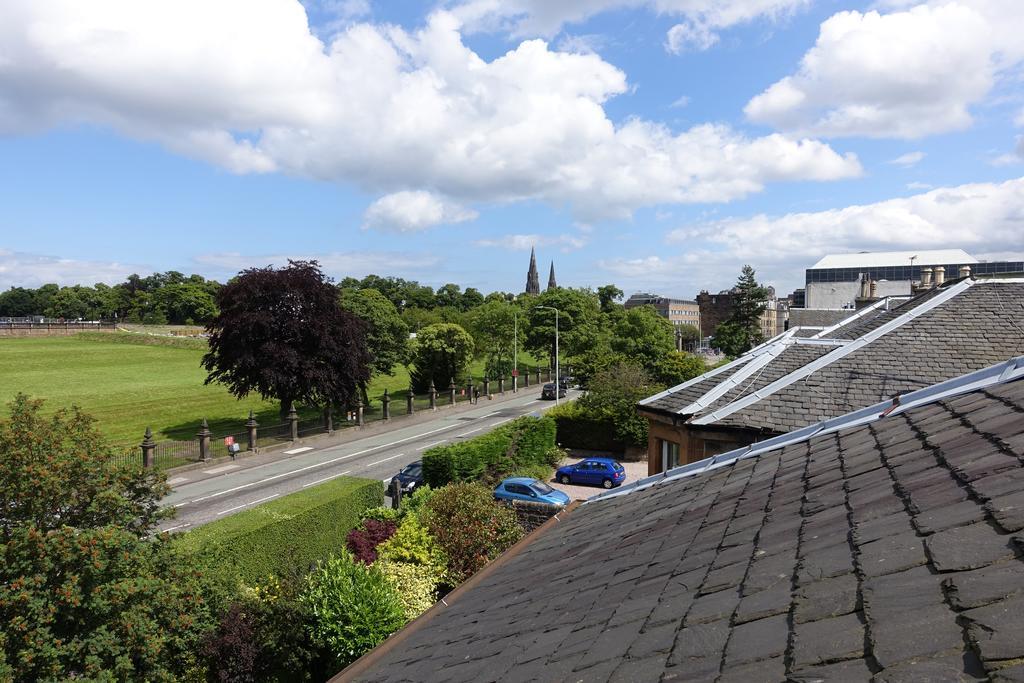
[524,288,602,365]
[577,362,659,448]
[460,287,484,311]
[0,396,220,680]
[677,323,700,348]
[202,260,371,416]
[467,300,518,378]
[410,323,474,391]
[433,283,462,309]
[340,288,410,383]
[401,307,442,333]
[715,265,769,355]
[597,284,624,313]
[154,282,218,324]
[610,305,676,372]
[656,351,707,386]
[0,287,38,317]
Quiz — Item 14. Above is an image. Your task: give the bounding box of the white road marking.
[416,440,446,451]
[166,476,189,485]
[216,493,279,516]
[367,453,405,467]
[283,446,313,455]
[457,428,482,437]
[302,470,351,488]
[202,464,240,474]
[492,417,514,426]
[163,522,192,532]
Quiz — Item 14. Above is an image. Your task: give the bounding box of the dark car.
[541,382,567,400]
[389,460,424,495]
[556,457,626,489]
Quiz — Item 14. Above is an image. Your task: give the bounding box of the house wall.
[644,413,761,476]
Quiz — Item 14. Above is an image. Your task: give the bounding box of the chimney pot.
[869,280,877,298]
[921,266,933,287]
[935,266,946,285]
[959,264,971,279]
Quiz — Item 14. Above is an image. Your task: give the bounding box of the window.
[661,440,680,471]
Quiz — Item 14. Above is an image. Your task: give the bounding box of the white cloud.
[906,181,932,190]
[362,191,477,232]
[555,33,607,54]
[193,251,442,281]
[0,249,148,289]
[474,233,588,252]
[888,151,925,167]
[0,3,860,222]
[670,95,691,109]
[746,1,1024,139]
[601,176,1024,294]
[453,0,809,52]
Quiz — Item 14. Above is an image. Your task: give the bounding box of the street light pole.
[534,305,560,406]
[513,309,518,393]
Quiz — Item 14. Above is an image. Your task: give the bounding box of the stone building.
[623,292,700,331]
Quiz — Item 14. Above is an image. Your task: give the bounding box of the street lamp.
[533,305,559,405]
[513,309,518,393]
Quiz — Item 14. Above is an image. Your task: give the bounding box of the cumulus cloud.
[474,233,588,252]
[362,191,477,232]
[601,176,1024,293]
[193,251,441,281]
[0,2,858,222]
[745,1,1024,138]
[0,249,148,289]
[453,0,809,52]
[887,151,925,167]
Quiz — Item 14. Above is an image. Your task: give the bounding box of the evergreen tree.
[714,265,769,356]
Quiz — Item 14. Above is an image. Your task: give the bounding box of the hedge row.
[547,402,626,452]
[422,415,556,486]
[178,476,384,584]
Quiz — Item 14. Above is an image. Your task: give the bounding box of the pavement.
[160,388,580,533]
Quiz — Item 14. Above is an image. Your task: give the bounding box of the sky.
[0,0,1022,299]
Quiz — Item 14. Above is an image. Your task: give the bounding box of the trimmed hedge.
[547,401,627,452]
[178,476,384,584]
[422,415,556,487]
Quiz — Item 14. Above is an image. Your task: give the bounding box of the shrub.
[422,416,557,487]
[178,476,383,585]
[399,484,435,518]
[301,553,406,668]
[509,463,554,482]
[423,483,523,585]
[377,515,445,569]
[346,519,398,564]
[362,506,401,524]
[377,561,443,622]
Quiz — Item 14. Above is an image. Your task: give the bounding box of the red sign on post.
[224,436,235,447]
[511,369,519,377]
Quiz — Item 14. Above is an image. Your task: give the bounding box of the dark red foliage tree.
[203,261,371,416]
[346,519,398,564]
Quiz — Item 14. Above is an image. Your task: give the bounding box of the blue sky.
[0,0,1022,298]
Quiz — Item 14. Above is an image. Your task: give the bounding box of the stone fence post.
[198,418,212,461]
[356,397,365,426]
[535,367,541,385]
[449,379,456,406]
[497,376,505,395]
[324,406,333,434]
[429,380,437,411]
[483,376,490,398]
[246,410,258,450]
[141,427,155,469]
[288,406,299,441]
[382,389,391,421]
[407,385,415,415]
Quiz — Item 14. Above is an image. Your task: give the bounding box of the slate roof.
[345,360,1024,682]
[787,308,856,328]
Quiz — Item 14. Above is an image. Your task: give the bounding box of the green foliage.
[712,319,752,358]
[467,300,519,380]
[423,483,524,585]
[421,415,557,487]
[301,553,406,668]
[400,306,442,332]
[610,306,676,371]
[409,323,475,392]
[362,506,401,524]
[597,284,624,313]
[655,351,708,387]
[377,561,442,622]
[179,476,383,585]
[399,484,435,518]
[77,329,208,350]
[340,288,410,378]
[376,515,446,569]
[509,463,555,482]
[524,288,602,363]
[715,265,769,355]
[577,362,661,448]
[548,401,627,452]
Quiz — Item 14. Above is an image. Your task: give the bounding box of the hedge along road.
[160,388,579,533]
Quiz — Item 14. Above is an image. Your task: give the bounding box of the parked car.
[556,457,626,489]
[540,382,567,400]
[494,477,571,506]
[389,460,424,495]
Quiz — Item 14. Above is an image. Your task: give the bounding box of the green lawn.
[0,332,544,447]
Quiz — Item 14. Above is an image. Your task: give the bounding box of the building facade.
[623,292,700,330]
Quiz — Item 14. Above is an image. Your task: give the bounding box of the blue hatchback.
[556,457,626,489]
[494,477,571,506]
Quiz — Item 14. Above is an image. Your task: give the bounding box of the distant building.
[525,247,541,295]
[624,292,700,331]
[695,289,733,338]
[804,249,1024,309]
[547,262,557,291]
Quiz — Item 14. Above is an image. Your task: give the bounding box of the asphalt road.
[160,389,578,533]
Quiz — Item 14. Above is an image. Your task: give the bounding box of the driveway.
[547,458,648,501]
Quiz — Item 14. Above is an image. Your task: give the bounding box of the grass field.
[0,332,542,446]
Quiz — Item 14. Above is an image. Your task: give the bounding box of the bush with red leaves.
[345,519,398,564]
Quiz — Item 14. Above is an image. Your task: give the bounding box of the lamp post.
[533,305,559,406]
[513,309,518,393]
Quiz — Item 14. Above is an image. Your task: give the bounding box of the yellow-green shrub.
[376,515,445,569]
[377,561,442,622]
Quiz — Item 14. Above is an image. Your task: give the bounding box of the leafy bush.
[179,476,383,584]
[362,506,401,524]
[301,553,406,668]
[575,362,661,448]
[422,416,557,487]
[399,484,435,518]
[346,519,398,564]
[509,463,554,482]
[377,515,445,569]
[377,561,443,622]
[423,483,523,585]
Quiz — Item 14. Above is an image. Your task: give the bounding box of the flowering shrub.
[301,553,405,668]
[345,519,397,564]
[423,483,523,584]
[377,561,443,622]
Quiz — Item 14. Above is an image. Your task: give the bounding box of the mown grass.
[0,332,544,446]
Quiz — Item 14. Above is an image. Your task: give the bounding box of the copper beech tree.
[203,260,371,417]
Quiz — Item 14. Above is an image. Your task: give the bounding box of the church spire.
[525,246,540,295]
[547,261,557,291]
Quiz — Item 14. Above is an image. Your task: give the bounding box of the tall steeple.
[547,261,557,291]
[525,247,541,295]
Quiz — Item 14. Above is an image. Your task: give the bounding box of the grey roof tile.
[924,522,1017,571]
[943,562,1024,610]
[962,595,1024,664]
[791,612,865,667]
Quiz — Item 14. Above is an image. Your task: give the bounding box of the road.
[160,389,578,533]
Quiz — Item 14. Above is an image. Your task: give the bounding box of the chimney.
[869,280,877,298]
[921,267,933,287]
[935,266,946,285]
[959,264,971,279]
[860,273,870,299]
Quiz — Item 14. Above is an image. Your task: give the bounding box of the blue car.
[494,477,571,506]
[556,457,626,489]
